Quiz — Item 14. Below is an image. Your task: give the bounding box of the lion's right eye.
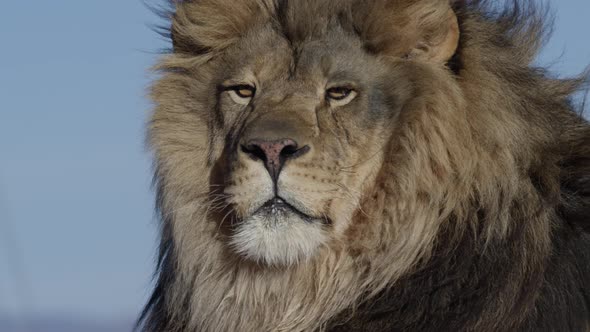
[227,85,256,105]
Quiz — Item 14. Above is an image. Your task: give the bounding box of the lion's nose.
[242,139,310,181]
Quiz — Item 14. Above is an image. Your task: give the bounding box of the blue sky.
[0,0,588,326]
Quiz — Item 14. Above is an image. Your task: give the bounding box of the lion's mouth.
[254,197,316,222]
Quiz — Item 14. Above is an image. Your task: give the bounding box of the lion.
[138,0,590,331]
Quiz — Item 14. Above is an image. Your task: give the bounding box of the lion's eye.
[227,85,256,105]
[326,87,357,107]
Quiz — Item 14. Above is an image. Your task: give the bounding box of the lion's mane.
[139,1,590,331]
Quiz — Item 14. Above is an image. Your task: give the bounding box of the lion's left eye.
[227,85,256,105]
[326,87,357,107]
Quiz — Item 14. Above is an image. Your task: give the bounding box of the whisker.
[216,206,236,235]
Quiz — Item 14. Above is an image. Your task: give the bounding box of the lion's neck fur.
[169,216,432,332]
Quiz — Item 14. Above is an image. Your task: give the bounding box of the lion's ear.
[357,1,460,65]
[406,8,460,64]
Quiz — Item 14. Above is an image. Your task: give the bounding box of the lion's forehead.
[221,24,380,87]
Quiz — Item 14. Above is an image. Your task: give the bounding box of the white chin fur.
[230,213,327,266]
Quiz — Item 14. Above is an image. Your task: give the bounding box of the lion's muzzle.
[224,110,331,265]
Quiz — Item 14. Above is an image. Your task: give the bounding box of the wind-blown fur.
[139,0,590,331]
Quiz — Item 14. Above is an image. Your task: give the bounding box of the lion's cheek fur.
[329,151,384,238]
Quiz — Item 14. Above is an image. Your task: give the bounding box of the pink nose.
[242,139,309,180]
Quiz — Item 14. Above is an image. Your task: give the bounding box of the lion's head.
[141,1,589,331]
[152,0,462,266]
